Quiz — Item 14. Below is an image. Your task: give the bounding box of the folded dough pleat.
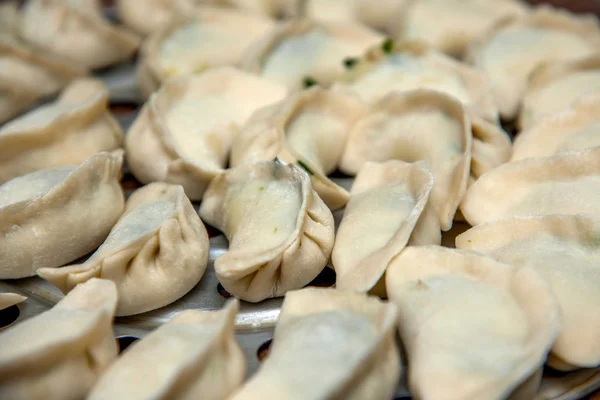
[0,278,119,400]
[116,0,178,36]
[0,292,26,311]
[333,161,440,294]
[199,160,335,303]
[231,287,401,400]
[456,214,600,370]
[386,246,561,400]
[0,151,125,279]
[469,114,512,183]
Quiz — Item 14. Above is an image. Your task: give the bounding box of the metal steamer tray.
[1,63,600,400]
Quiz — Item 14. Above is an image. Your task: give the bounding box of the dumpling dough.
[116,0,180,36]
[231,87,367,210]
[88,300,245,400]
[38,182,209,316]
[0,279,118,400]
[469,115,512,184]
[466,6,600,120]
[199,160,335,303]
[386,246,560,400]
[333,161,440,294]
[456,214,600,370]
[137,7,274,98]
[231,288,401,400]
[126,66,286,200]
[0,151,125,279]
[241,19,382,91]
[461,145,600,226]
[18,0,140,69]
[341,89,472,231]
[0,79,123,184]
[0,292,26,311]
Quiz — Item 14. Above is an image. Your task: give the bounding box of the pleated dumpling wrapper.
[18,0,140,70]
[137,7,274,98]
[0,292,26,311]
[461,145,600,226]
[231,87,367,210]
[199,160,335,303]
[38,182,209,316]
[333,161,440,295]
[456,214,600,370]
[0,151,125,279]
[0,279,118,400]
[231,288,401,400]
[0,78,123,184]
[469,115,512,185]
[341,89,472,231]
[334,41,499,120]
[126,67,287,200]
[519,54,600,130]
[386,246,561,400]
[466,6,600,120]
[241,19,382,91]
[88,299,245,400]
[512,93,600,162]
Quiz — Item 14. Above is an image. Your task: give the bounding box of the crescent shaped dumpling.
[241,19,383,91]
[0,292,26,311]
[38,182,209,317]
[88,300,245,400]
[0,79,123,184]
[467,6,600,120]
[332,161,440,295]
[126,67,287,200]
[0,151,125,279]
[0,279,118,400]
[341,90,472,231]
[456,214,600,370]
[18,0,140,70]
[461,145,600,226]
[199,160,335,303]
[386,246,561,400]
[137,7,274,98]
[230,288,401,400]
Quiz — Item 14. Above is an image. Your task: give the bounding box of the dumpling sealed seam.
[199,160,335,303]
[38,182,210,317]
[0,292,26,311]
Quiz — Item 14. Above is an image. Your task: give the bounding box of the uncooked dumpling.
[88,299,245,400]
[199,160,335,303]
[469,114,512,183]
[467,6,600,120]
[230,288,401,400]
[333,161,440,294]
[0,79,123,184]
[38,182,209,316]
[241,19,382,91]
[116,0,178,36]
[126,66,287,200]
[0,292,26,311]
[456,214,600,370]
[0,279,118,400]
[386,246,560,400]
[0,151,125,279]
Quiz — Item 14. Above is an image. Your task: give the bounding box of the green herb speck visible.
[303,76,317,88]
[343,57,358,69]
[297,160,313,175]
[382,38,394,54]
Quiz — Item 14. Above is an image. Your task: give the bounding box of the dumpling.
[199,160,335,303]
[0,78,123,184]
[230,287,401,400]
[116,0,178,36]
[126,67,287,200]
[519,54,600,129]
[341,90,472,231]
[241,19,382,91]
[461,145,600,226]
[469,114,512,183]
[332,161,440,294]
[231,87,366,210]
[194,0,297,18]
[18,0,140,70]
[466,6,600,120]
[512,92,600,161]
[0,292,26,311]
[88,299,244,400]
[38,182,209,316]
[386,246,560,400]
[456,214,600,370]
[0,278,118,400]
[0,151,125,279]
[334,41,498,120]
[137,7,274,98]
